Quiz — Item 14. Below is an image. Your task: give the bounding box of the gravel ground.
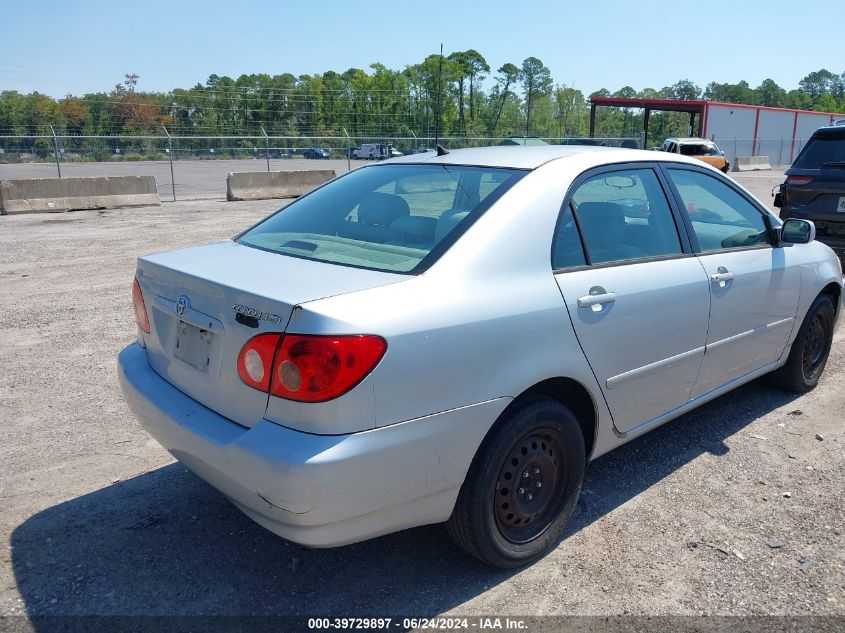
[0,171,843,622]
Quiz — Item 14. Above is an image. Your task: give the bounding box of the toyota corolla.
[118,146,842,568]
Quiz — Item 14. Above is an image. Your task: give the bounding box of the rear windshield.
[680,143,720,157]
[237,164,525,273]
[794,133,845,168]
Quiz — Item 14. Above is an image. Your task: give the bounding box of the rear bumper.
[117,343,507,547]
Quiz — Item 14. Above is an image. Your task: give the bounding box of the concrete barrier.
[0,176,159,215]
[227,170,336,201]
[734,155,772,171]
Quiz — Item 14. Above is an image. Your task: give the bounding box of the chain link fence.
[0,133,641,201]
[707,137,809,168]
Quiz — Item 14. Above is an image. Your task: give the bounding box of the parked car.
[119,146,842,568]
[404,147,434,155]
[661,137,730,173]
[352,143,400,159]
[774,124,845,264]
[303,147,331,159]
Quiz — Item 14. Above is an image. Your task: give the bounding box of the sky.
[1,0,841,98]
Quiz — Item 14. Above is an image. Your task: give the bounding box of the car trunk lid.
[135,240,406,428]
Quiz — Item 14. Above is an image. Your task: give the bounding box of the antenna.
[435,43,443,147]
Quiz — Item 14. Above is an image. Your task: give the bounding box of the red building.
[589,97,841,166]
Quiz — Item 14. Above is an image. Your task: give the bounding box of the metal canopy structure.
[589,97,707,143]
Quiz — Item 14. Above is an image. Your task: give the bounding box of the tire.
[447,397,585,568]
[771,293,836,392]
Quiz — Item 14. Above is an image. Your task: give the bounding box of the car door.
[552,165,711,434]
[662,166,801,398]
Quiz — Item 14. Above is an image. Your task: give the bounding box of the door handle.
[578,290,616,310]
[710,267,735,286]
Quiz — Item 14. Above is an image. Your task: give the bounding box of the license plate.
[838,197,845,213]
[174,321,215,373]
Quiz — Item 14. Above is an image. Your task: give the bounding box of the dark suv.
[775,125,845,263]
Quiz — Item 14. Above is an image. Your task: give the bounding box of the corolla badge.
[233,304,282,325]
[176,295,189,317]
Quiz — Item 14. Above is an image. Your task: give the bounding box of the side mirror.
[781,218,816,245]
[773,192,783,208]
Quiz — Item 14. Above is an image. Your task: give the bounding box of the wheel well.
[821,282,841,316]
[517,378,597,459]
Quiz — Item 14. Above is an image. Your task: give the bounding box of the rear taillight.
[271,334,387,402]
[786,176,813,185]
[237,333,386,402]
[237,333,282,391]
[132,278,150,333]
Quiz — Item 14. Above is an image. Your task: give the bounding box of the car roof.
[384,144,703,170]
[813,125,845,138]
[666,137,714,144]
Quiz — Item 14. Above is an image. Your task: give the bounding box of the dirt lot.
[0,172,843,622]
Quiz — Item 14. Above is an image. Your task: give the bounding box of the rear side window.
[552,204,587,269]
[793,133,845,168]
[555,168,682,266]
[667,169,770,251]
[238,164,525,273]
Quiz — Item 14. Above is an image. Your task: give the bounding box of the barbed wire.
[0,134,638,143]
[53,95,417,107]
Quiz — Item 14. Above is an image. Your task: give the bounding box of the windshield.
[680,143,719,157]
[237,164,526,273]
[794,134,845,168]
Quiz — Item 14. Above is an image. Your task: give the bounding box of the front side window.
[238,164,525,273]
[564,168,683,266]
[667,169,770,251]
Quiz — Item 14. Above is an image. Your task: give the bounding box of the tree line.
[1,53,844,148]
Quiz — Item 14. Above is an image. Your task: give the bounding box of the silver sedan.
[118,146,843,568]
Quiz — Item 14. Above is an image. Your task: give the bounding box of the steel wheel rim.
[494,428,568,544]
[802,314,827,380]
